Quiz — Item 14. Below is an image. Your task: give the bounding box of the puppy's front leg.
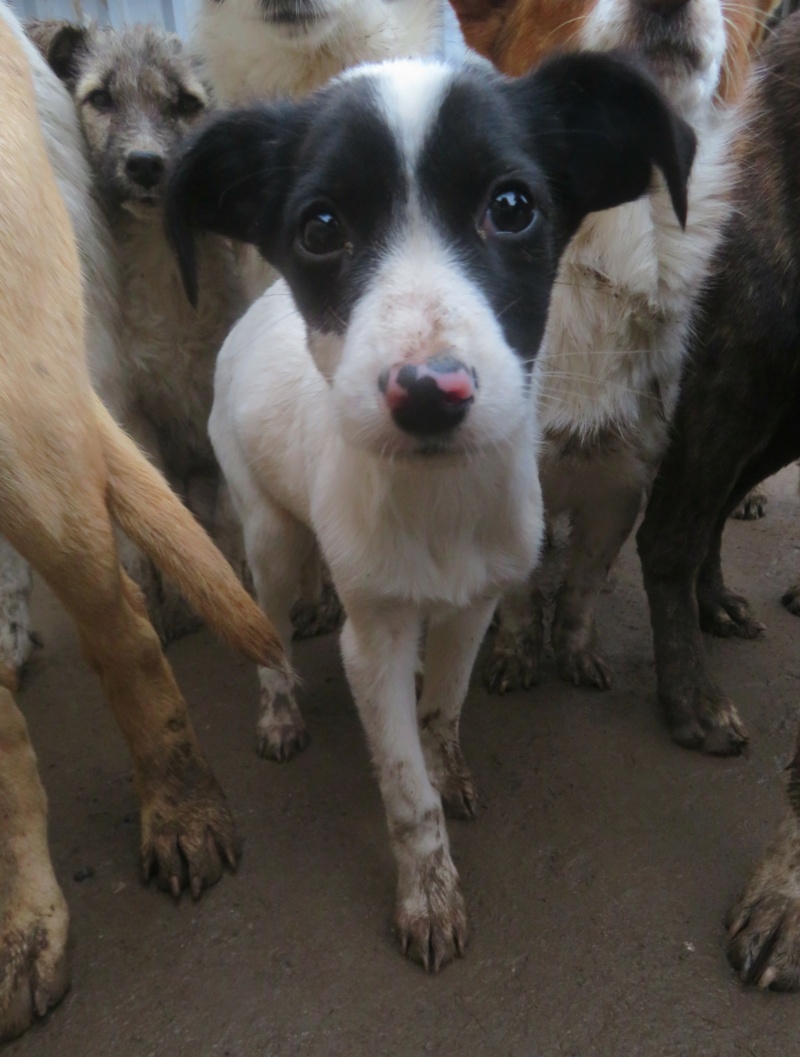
[340,602,466,971]
[418,598,497,819]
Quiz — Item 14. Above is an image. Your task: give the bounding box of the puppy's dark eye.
[481,184,536,238]
[176,92,204,117]
[300,210,347,257]
[86,88,114,111]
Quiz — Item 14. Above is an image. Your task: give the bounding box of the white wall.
[7,0,194,36]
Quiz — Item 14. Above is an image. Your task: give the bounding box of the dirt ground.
[7,467,800,1056]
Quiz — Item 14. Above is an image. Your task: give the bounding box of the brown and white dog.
[449,0,779,693]
[0,4,287,1040]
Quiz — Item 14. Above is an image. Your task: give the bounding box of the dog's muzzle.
[379,353,477,436]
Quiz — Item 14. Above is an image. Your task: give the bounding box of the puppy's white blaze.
[368,59,452,171]
[329,213,532,459]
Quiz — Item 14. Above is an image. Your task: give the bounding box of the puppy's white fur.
[488,0,736,692]
[210,62,543,957]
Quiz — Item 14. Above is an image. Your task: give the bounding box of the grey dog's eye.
[481,184,537,238]
[176,92,204,117]
[86,88,114,111]
[300,210,347,257]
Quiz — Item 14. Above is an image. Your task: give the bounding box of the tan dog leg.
[0,688,69,1041]
[0,413,239,897]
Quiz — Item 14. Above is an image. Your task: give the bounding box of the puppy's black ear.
[26,21,89,86]
[165,105,299,306]
[510,51,696,238]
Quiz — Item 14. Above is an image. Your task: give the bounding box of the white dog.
[167,54,694,967]
[193,0,467,104]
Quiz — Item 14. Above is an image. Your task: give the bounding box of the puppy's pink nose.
[379,353,476,436]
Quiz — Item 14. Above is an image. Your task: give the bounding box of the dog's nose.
[636,0,691,13]
[125,151,166,189]
[379,352,476,436]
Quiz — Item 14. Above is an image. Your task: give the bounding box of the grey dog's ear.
[26,20,90,87]
[166,102,302,306]
[506,49,696,239]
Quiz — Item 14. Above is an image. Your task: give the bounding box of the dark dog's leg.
[727,742,800,989]
[638,411,799,754]
[697,512,766,639]
[637,437,750,754]
[0,688,70,1041]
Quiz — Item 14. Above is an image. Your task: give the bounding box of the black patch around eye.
[417,75,557,373]
[274,78,406,334]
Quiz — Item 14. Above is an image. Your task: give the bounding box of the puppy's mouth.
[119,191,162,217]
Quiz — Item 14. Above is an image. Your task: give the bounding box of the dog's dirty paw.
[140,757,240,899]
[256,687,309,762]
[781,585,800,618]
[484,639,540,694]
[556,643,614,690]
[727,818,800,990]
[484,617,542,694]
[256,719,309,761]
[698,585,765,639]
[290,581,344,640]
[0,885,70,1042]
[665,688,748,756]
[731,488,768,521]
[395,851,467,971]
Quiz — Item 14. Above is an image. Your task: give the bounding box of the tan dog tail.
[93,393,287,673]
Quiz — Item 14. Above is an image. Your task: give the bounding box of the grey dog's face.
[35,23,212,214]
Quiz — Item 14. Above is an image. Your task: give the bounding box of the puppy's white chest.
[312,433,543,609]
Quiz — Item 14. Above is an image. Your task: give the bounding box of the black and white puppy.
[167,55,693,970]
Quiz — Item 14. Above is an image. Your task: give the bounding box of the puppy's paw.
[727,817,800,990]
[0,883,70,1042]
[730,488,768,521]
[556,643,614,690]
[484,634,541,694]
[256,689,309,762]
[665,687,748,756]
[290,581,344,640]
[698,585,765,640]
[396,850,467,972]
[140,749,240,899]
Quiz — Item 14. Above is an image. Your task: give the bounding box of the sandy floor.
[7,467,800,1056]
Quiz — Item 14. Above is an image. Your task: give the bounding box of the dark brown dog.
[635,11,800,987]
